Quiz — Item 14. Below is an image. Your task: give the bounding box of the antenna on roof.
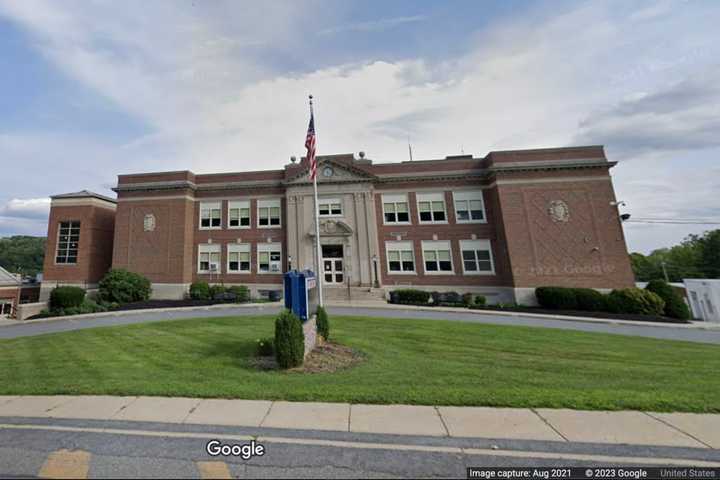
[461,144,465,155]
[407,137,413,162]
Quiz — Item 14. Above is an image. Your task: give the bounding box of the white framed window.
[417,192,447,223]
[318,198,343,216]
[228,201,250,229]
[227,243,251,273]
[421,240,454,274]
[460,239,495,275]
[198,244,221,273]
[258,199,281,228]
[382,194,410,224]
[55,220,81,264]
[453,191,486,223]
[200,202,222,229]
[257,242,282,273]
[385,241,415,274]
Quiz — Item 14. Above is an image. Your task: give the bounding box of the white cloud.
[0,198,50,237]
[318,15,427,35]
[0,0,719,252]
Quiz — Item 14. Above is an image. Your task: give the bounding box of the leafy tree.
[629,229,717,281]
[0,236,46,276]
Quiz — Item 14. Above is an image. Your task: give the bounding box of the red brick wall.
[43,204,116,284]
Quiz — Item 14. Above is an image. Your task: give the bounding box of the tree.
[0,236,46,277]
[630,229,719,281]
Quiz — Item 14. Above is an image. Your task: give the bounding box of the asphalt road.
[1,305,719,344]
[1,417,718,478]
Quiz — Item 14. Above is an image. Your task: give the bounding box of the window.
[227,243,251,273]
[258,243,282,273]
[318,198,342,216]
[198,244,221,273]
[385,241,415,273]
[460,240,495,274]
[382,194,410,224]
[453,191,486,223]
[258,199,281,227]
[228,201,250,228]
[422,241,453,274]
[55,221,80,264]
[200,202,221,229]
[417,193,447,223]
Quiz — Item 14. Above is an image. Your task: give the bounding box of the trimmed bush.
[256,337,274,357]
[607,288,665,316]
[209,284,227,299]
[574,288,607,312]
[274,309,304,369]
[50,286,86,310]
[462,293,474,306]
[392,289,431,305]
[645,280,691,320]
[189,281,211,300]
[474,295,487,306]
[535,287,578,310]
[316,305,330,340]
[228,285,250,303]
[98,269,151,304]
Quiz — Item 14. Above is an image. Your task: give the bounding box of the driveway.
[1,304,719,344]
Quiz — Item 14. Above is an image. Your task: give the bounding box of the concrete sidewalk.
[0,396,717,449]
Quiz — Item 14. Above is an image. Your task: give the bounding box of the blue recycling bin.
[283,270,317,322]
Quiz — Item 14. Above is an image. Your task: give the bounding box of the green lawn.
[1,315,718,412]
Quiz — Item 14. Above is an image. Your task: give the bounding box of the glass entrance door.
[321,245,344,284]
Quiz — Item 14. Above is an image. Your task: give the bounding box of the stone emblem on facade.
[547,200,570,223]
[143,213,156,232]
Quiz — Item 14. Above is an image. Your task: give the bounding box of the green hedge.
[98,269,151,304]
[189,282,211,300]
[535,287,578,310]
[474,295,487,306]
[607,288,665,316]
[49,286,86,310]
[392,289,431,304]
[228,285,250,303]
[645,280,690,320]
[274,309,304,369]
[574,288,608,312]
[316,305,330,341]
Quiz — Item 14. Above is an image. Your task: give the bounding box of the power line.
[626,220,720,225]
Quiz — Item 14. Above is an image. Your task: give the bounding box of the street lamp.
[372,254,380,289]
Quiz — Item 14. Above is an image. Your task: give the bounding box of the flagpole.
[310,95,324,307]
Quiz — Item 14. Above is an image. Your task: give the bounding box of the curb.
[325,302,720,331]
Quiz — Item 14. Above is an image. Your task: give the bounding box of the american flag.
[305,111,317,181]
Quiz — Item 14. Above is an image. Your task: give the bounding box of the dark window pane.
[240,217,250,226]
[229,261,239,271]
[425,261,438,271]
[457,210,470,220]
[211,218,221,227]
[270,252,281,261]
[384,212,395,222]
[464,260,477,271]
[200,261,210,270]
[434,211,445,221]
[478,261,492,271]
[471,209,484,220]
[325,273,333,282]
[56,256,64,264]
[259,217,268,226]
[319,207,329,215]
[420,211,432,221]
[402,261,414,271]
[260,263,269,271]
[270,217,280,225]
[477,251,491,260]
[201,218,210,227]
[389,261,401,271]
[397,212,409,222]
[230,219,239,227]
[336,274,343,282]
[331,208,342,215]
[439,261,452,271]
[462,250,475,260]
[334,260,342,270]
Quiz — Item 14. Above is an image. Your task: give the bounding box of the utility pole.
[661,260,669,282]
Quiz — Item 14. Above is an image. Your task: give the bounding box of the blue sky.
[0,0,719,253]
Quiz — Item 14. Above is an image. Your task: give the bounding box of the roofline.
[50,191,117,204]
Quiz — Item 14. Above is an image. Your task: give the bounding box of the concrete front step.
[323,287,386,302]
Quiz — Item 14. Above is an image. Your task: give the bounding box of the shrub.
[256,337,274,357]
[645,280,691,320]
[228,285,250,303]
[209,284,227,299]
[462,293,474,306]
[535,287,578,310]
[607,288,665,316]
[50,286,86,310]
[274,309,304,369]
[316,305,330,341]
[574,288,607,312]
[189,281,211,300]
[98,269,151,304]
[393,289,431,305]
[474,295,487,306]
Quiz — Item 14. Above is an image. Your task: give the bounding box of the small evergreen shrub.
[535,287,578,310]
[645,280,691,320]
[607,288,665,316]
[209,284,227,299]
[189,281,211,300]
[50,286,86,310]
[574,288,607,312]
[316,305,330,340]
[393,289,431,304]
[274,309,304,369]
[256,337,274,357]
[474,295,487,306]
[462,292,474,306]
[228,285,250,303]
[98,269,151,304]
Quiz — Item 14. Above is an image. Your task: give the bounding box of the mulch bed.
[114,299,242,311]
[469,306,690,324]
[248,342,365,373]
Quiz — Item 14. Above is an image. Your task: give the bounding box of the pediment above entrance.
[307,219,353,237]
[285,158,376,185]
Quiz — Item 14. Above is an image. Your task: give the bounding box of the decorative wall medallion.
[143,213,156,232]
[322,166,334,177]
[547,200,570,223]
